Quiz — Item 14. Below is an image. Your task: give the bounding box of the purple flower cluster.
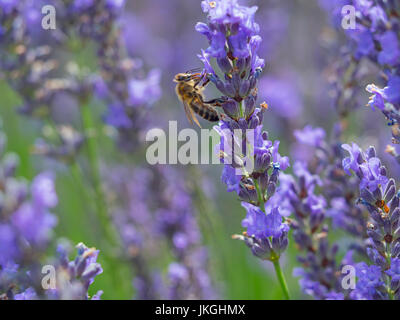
[324,1,400,143]
[89,0,162,151]
[0,0,100,161]
[108,165,217,300]
[294,125,368,239]
[274,161,343,299]
[1,0,160,157]
[196,0,290,264]
[0,133,57,270]
[50,242,103,300]
[0,130,102,300]
[280,124,382,299]
[342,143,400,299]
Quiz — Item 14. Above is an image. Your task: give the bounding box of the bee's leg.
[204,97,227,107]
[216,107,226,121]
[200,77,210,88]
[193,74,209,89]
[185,67,202,74]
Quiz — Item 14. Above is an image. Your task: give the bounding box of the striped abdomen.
[190,98,219,122]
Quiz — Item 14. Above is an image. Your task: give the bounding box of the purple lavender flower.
[258,75,303,119]
[342,143,400,299]
[108,166,217,300]
[386,258,400,282]
[14,288,38,300]
[277,159,347,299]
[342,143,364,175]
[196,0,290,298]
[52,242,103,300]
[242,203,289,239]
[326,1,400,144]
[237,203,289,261]
[0,130,102,300]
[294,125,326,148]
[377,31,400,66]
[0,0,18,14]
[350,263,384,300]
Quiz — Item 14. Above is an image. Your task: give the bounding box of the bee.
[173,70,222,128]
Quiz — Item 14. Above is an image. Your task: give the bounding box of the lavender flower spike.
[342,143,400,299]
[196,0,290,299]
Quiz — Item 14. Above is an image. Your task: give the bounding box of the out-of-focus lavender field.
[1,0,400,300]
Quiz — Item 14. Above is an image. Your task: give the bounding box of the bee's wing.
[183,100,202,128]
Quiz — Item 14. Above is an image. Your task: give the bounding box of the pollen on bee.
[209,1,217,8]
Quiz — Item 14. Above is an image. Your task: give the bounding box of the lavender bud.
[361,188,376,204]
[385,182,396,202]
[367,228,382,242]
[248,116,259,129]
[383,218,392,235]
[391,208,400,228]
[231,73,241,92]
[372,187,383,201]
[224,82,236,97]
[239,185,258,203]
[222,99,240,120]
[216,79,228,95]
[392,242,400,258]
[367,146,377,158]
[391,195,399,211]
[239,80,250,97]
[236,58,246,73]
[267,182,276,198]
[259,171,269,190]
[249,76,257,91]
[394,226,400,238]
[310,213,324,232]
[217,57,232,74]
[244,95,256,119]
[249,238,273,260]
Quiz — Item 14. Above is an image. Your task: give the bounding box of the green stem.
[254,180,265,209]
[385,243,394,300]
[272,259,290,300]
[239,100,244,118]
[80,101,135,298]
[79,101,119,249]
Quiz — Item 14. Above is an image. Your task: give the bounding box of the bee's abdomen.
[191,100,219,122]
[204,109,219,122]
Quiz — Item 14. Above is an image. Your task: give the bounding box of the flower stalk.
[80,101,119,249]
[273,259,290,300]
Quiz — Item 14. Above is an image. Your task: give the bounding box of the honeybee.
[174,71,222,128]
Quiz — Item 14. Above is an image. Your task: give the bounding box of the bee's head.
[174,73,190,83]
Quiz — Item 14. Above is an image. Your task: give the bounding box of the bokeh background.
[1,0,397,299]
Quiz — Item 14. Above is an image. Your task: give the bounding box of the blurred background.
[1,0,398,299]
